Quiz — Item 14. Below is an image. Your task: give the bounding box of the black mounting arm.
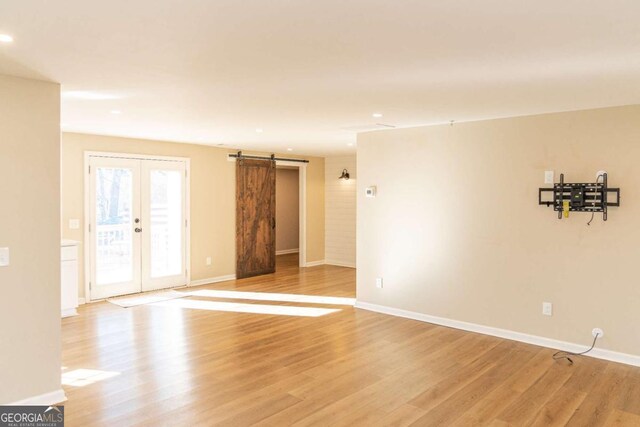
[538,173,620,221]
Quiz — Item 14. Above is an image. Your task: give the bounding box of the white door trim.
[275,160,307,268]
[85,151,190,163]
[84,151,191,302]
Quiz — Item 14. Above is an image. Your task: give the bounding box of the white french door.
[141,160,187,292]
[88,154,188,300]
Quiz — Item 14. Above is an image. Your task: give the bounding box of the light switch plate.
[0,247,9,267]
[375,277,383,289]
[69,219,80,230]
[544,171,554,184]
[542,302,553,316]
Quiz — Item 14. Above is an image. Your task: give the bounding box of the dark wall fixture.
[538,173,620,221]
[339,169,350,180]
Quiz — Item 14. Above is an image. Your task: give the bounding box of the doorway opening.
[84,152,190,301]
[275,166,300,263]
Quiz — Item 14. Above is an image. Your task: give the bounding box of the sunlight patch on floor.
[62,369,120,387]
[185,289,356,306]
[151,298,341,317]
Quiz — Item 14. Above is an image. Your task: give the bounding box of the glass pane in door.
[95,167,134,285]
[149,170,183,278]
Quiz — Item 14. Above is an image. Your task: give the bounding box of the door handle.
[135,227,142,233]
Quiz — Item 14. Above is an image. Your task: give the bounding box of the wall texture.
[276,168,299,252]
[61,133,325,299]
[325,156,357,267]
[0,75,61,403]
[357,105,640,357]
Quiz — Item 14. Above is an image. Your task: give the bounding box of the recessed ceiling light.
[347,143,354,147]
[0,34,14,43]
[110,110,122,115]
[63,91,121,100]
[372,113,383,118]
[255,128,263,133]
[287,148,293,151]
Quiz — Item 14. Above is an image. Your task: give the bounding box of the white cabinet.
[61,240,80,318]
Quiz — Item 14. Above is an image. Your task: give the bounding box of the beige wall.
[61,133,325,299]
[357,105,640,357]
[305,156,326,263]
[0,75,61,403]
[325,156,357,267]
[276,168,299,252]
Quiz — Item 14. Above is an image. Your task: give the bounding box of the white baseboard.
[61,308,78,318]
[189,274,236,287]
[325,260,356,268]
[78,297,86,305]
[304,260,325,267]
[7,389,67,406]
[276,248,299,255]
[355,301,640,368]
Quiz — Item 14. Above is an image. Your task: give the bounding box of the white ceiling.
[1,1,639,156]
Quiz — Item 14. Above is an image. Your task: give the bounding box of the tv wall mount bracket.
[538,173,620,220]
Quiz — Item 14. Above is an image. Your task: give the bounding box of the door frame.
[83,151,191,302]
[275,160,307,268]
[227,155,307,267]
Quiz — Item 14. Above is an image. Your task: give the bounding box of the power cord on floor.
[553,333,601,365]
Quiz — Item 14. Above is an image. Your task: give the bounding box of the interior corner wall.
[325,156,357,267]
[356,105,640,358]
[0,74,61,403]
[61,133,326,300]
[276,168,300,252]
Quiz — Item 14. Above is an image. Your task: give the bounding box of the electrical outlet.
[206,257,212,266]
[544,171,555,184]
[0,247,9,267]
[592,328,604,338]
[69,219,80,230]
[542,302,553,316]
[375,277,383,289]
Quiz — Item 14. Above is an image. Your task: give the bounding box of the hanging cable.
[553,332,601,365]
[587,174,605,226]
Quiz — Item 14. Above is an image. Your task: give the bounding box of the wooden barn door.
[236,158,276,279]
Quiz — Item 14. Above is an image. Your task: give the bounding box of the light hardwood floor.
[61,254,640,426]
